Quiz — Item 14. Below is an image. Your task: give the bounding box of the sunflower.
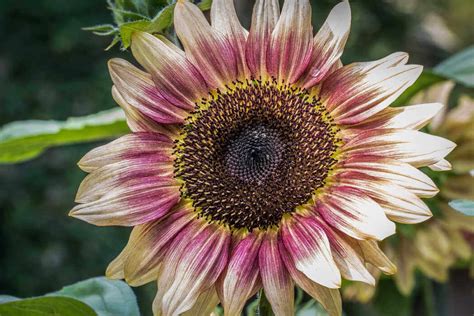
[343,82,474,301]
[70,0,455,315]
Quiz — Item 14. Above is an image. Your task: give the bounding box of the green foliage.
[373,279,412,316]
[392,71,445,107]
[0,109,129,164]
[0,296,97,316]
[448,199,474,216]
[434,46,474,87]
[84,0,211,50]
[51,277,140,316]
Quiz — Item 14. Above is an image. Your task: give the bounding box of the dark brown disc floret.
[174,79,340,230]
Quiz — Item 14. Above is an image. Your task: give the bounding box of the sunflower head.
[70,0,456,315]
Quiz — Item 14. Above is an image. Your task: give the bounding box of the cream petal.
[279,243,342,316]
[315,217,375,285]
[258,231,294,316]
[78,133,174,173]
[217,232,262,316]
[317,186,396,240]
[268,0,313,83]
[340,155,438,198]
[108,58,190,124]
[353,102,444,131]
[337,172,433,224]
[281,215,341,288]
[112,86,179,136]
[175,1,237,88]
[246,0,280,77]
[154,221,230,316]
[131,31,208,108]
[211,0,249,78]
[342,129,456,168]
[321,53,422,125]
[428,159,452,171]
[358,240,397,275]
[302,1,351,88]
[181,287,220,316]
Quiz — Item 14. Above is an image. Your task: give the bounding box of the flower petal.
[268,0,313,83]
[78,133,174,173]
[111,86,179,135]
[108,58,189,124]
[182,287,220,316]
[321,53,422,125]
[131,31,207,109]
[258,231,294,316]
[211,0,249,77]
[358,240,396,275]
[337,171,433,224]
[174,0,237,88]
[352,102,444,131]
[154,221,230,316]
[314,217,375,285]
[342,129,456,168]
[279,242,342,316]
[217,232,262,316]
[428,159,452,171]
[246,0,280,77]
[301,1,351,88]
[281,215,341,288]
[340,155,438,198]
[316,186,396,240]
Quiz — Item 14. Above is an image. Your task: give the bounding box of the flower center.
[174,79,340,230]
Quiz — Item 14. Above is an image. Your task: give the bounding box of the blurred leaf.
[0,296,19,304]
[448,199,474,216]
[373,279,412,316]
[0,109,129,164]
[51,277,140,316]
[257,290,275,316]
[296,301,329,316]
[434,46,474,87]
[392,71,446,106]
[0,296,96,316]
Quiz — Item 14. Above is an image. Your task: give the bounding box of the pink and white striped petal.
[259,231,294,316]
[174,0,237,89]
[279,243,342,316]
[358,240,397,275]
[182,287,220,316]
[351,102,444,131]
[340,155,438,198]
[316,186,396,240]
[78,133,174,173]
[111,86,179,136]
[246,0,280,77]
[337,171,433,224]
[321,53,422,125]
[281,215,341,288]
[217,231,262,316]
[314,217,375,285]
[342,129,456,168]
[211,0,249,78]
[301,1,351,88]
[154,221,230,316]
[131,31,208,109]
[268,0,313,83]
[70,177,180,227]
[108,58,189,124]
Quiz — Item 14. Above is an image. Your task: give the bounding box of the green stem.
[423,277,436,316]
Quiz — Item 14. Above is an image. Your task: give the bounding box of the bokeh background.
[0,0,473,315]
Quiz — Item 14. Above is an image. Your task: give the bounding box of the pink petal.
[217,232,262,316]
[281,215,341,288]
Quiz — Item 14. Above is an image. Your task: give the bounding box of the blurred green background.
[0,0,472,315]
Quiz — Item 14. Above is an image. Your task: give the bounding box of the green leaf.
[82,24,117,36]
[118,19,152,48]
[197,0,213,10]
[448,199,474,216]
[149,4,176,33]
[257,290,275,316]
[0,108,129,164]
[434,45,474,87]
[392,70,446,106]
[51,277,140,316]
[296,301,329,316]
[0,296,96,316]
[373,279,412,316]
